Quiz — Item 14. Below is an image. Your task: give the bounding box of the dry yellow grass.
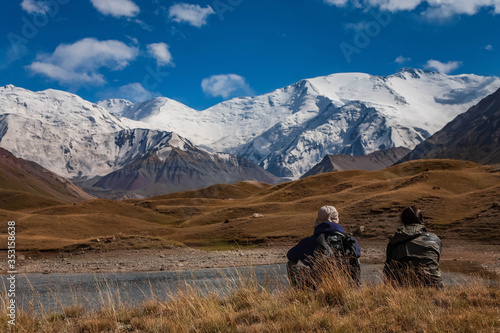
[2,159,500,251]
[1,262,498,332]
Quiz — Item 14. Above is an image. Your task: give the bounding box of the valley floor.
[4,243,500,278]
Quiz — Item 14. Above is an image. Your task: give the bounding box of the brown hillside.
[0,147,93,211]
[2,159,499,251]
[301,147,411,178]
[143,181,272,200]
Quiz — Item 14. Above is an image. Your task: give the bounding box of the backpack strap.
[341,234,360,258]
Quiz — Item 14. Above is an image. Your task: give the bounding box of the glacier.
[100,69,500,178]
[2,69,500,181]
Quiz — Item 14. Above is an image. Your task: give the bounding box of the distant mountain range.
[98,69,500,178]
[1,68,500,197]
[0,85,278,198]
[400,88,500,164]
[78,132,279,199]
[301,147,410,178]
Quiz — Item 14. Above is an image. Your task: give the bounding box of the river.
[2,264,497,313]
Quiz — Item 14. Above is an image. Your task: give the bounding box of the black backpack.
[313,231,361,284]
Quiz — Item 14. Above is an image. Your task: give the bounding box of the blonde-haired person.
[287,206,361,287]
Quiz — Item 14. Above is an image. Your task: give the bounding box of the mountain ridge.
[2,68,500,191]
[0,85,278,197]
[301,147,411,179]
[97,69,500,178]
[79,132,280,199]
[10,159,500,251]
[400,88,500,164]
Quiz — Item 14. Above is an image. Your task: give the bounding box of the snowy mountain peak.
[123,97,194,121]
[0,85,125,129]
[0,85,154,177]
[99,69,500,178]
[4,69,500,182]
[96,99,134,117]
[392,68,434,78]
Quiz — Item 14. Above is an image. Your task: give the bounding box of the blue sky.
[1,0,500,110]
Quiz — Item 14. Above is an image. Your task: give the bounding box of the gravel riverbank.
[3,246,385,274]
[2,244,498,276]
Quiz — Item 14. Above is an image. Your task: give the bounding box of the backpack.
[312,231,361,284]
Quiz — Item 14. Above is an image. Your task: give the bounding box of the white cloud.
[485,44,494,51]
[201,74,253,99]
[365,0,423,12]
[422,0,500,19]
[29,62,105,85]
[147,43,173,66]
[168,3,215,28]
[323,0,500,19]
[395,55,411,64]
[324,0,350,5]
[90,0,140,18]
[21,0,49,14]
[28,38,138,87]
[424,59,463,74]
[117,83,159,102]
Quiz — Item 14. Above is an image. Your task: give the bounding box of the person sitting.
[287,205,361,287]
[383,206,443,288]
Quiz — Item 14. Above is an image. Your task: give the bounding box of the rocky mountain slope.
[400,88,500,164]
[101,69,500,178]
[301,147,410,178]
[81,133,279,199]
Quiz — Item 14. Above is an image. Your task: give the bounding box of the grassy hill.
[0,147,93,211]
[2,160,500,251]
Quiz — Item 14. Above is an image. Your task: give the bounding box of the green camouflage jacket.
[383,223,443,287]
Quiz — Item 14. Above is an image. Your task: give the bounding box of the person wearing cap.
[287,206,361,287]
[383,206,443,288]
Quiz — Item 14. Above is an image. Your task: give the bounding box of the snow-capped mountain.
[0,85,151,177]
[2,68,499,187]
[0,85,276,192]
[95,99,134,117]
[105,69,500,178]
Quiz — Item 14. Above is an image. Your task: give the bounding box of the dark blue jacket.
[287,222,361,262]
